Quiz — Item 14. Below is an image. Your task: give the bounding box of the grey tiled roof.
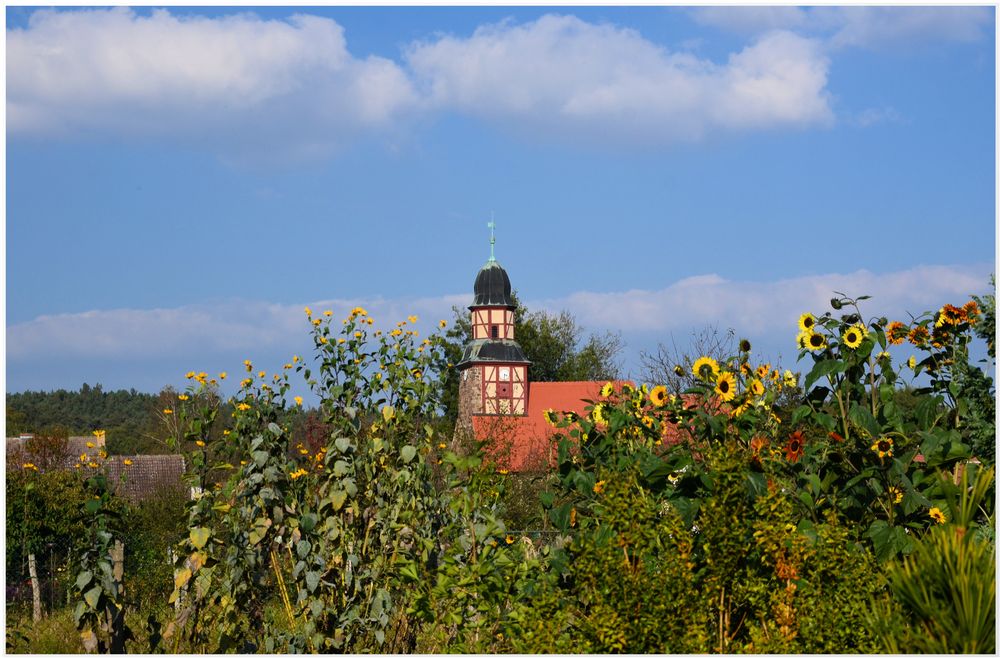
[103,455,187,503]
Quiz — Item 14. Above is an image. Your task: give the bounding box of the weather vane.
[487,212,496,262]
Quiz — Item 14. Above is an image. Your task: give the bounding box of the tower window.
[491,325,499,339]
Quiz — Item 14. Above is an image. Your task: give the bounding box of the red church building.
[454,247,625,471]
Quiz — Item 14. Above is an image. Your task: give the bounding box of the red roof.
[471,381,623,471]
[470,381,699,471]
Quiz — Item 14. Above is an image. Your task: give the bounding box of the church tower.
[456,223,530,425]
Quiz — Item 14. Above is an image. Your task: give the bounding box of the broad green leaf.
[300,513,318,533]
[330,490,347,511]
[189,527,211,549]
[84,585,102,609]
[75,570,93,591]
[400,445,417,463]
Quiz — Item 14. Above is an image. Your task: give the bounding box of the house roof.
[471,381,618,471]
[470,381,696,471]
[103,455,187,503]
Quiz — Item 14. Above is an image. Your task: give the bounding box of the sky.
[5,4,997,400]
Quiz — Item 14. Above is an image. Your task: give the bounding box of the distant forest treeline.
[6,384,164,454]
[6,383,329,457]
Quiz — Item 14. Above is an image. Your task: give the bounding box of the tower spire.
[487,213,496,262]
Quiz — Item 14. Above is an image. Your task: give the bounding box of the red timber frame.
[479,363,528,416]
[470,306,515,341]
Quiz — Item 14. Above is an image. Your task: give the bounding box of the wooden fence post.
[111,540,125,596]
[28,552,42,622]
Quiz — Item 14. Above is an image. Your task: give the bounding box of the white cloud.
[826,6,992,50]
[7,8,417,161]
[8,9,834,158]
[6,295,467,361]
[692,6,992,50]
[540,264,992,334]
[405,15,832,143]
[9,265,990,363]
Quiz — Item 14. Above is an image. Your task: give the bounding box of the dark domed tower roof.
[472,260,515,308]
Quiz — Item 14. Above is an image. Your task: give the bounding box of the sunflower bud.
[830,298,843,310]
[673,365,685,377]
[841,313,859,324]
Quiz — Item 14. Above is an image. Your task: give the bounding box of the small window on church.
[491,325,499,339]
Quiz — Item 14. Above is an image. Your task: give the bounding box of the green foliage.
[7,468,91,592]
[122,488,189,610]
[6,384,161,453]
[73,471,133,652]
[872,467,995,653]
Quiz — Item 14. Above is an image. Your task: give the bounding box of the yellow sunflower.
[543,409,557,426]
[783,370,797,387]
[928,507,946,524]
[842,324,865,350]
[715,372,736,402]
[749,378,765,397]
[692,356,720,381]
[592,403,607,425]
[756,363,770,379]
[886,321,908,345]
[870,436,894,459]
[805,332,826,351]
[649,385,669,407]
[798,312,816,332]
[600,381,614,398]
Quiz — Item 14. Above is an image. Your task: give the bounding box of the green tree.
[437,292,623,422]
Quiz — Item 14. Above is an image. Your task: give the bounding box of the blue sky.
[6,5,996,397]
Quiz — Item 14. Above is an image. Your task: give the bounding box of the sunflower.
[907,356,917,369]
[842,324,864,350]
[888,486,903,505]
[928,507,946,524]
[783,370,797,387]
[739,338,752,353]
[592,403,607,425]
[640,415,655,430]
[649,385,669,407]
[715,372,736,402]
[870,436,894,459]
[749,378,765,397]
[543,409,557,426]
[963,300,981,324]
[692,356,720,381]
[805,332,826,351]
[756,363,770,379]
[907,326,930,346]
[731,399,752,418]
[886,321,908,345]
[600,381,615,398]
[784,431,806,463]
[673,365,685,377]
[939,304,965,326]
[798,312,816,332]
